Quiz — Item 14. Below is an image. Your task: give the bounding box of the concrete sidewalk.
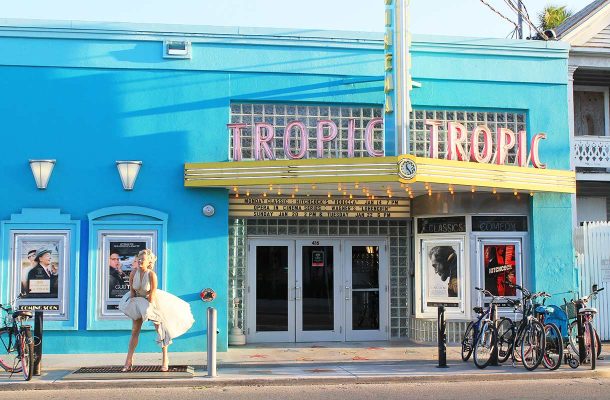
[1,342,609,391]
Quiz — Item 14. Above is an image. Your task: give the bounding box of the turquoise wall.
[0,21,573,353]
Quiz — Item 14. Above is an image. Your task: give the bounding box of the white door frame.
[344,239,389,341]
[246,239,295,343]
[295,239,343,342]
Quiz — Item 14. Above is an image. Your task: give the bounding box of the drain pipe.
[207,307,217,377]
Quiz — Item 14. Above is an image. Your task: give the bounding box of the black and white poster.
[422,239,463,303]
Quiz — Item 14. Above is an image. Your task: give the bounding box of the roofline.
[0,18,570,58]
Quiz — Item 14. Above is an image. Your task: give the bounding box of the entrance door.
[296,240,342,342]
[345,240,388,341]
[246,239,295,343]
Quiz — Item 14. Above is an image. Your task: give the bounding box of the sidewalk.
[1,342,609,391]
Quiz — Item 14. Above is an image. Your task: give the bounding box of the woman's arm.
[129,270,136,298]
[148,270,158,304]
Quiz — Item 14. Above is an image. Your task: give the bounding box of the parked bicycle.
[565,285,604,370]
[533,292,564,370]
[461,287,515,369]
[0,297,34,381]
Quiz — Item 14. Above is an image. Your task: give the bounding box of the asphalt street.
[7,377,610,400]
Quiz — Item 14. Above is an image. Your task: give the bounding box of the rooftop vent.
[163,40,191,59]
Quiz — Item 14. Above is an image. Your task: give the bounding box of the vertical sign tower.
[384,0,412,156]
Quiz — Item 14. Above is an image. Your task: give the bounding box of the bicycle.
[505,282,546,371]
[461,287,514,369]
[561,285,604,366]
[0,297,34,381]
[565,285,604,370]
[533,293,564,370]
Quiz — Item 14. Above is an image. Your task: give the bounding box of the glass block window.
[410,110,527,165]
[229,103,384,160]
[228,218,411,340]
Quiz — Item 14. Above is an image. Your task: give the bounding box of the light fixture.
[29,159,56,190]
[471,186,476,193]
[492,188,497,195]
[116,161,142,191]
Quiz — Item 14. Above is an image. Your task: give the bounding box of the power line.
[503,0,548,39]
[478,0,518,29]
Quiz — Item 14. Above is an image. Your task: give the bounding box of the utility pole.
[517,0,523,39]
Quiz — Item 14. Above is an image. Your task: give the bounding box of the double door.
[246,238,388,343]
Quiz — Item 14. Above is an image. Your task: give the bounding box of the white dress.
[118,269,195,347]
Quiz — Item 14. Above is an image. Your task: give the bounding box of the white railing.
[573,136,610,168]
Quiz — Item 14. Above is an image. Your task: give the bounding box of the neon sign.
[229,118,384,161]
[426,120,546,169]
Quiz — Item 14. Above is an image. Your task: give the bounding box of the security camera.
[544,29,557,40]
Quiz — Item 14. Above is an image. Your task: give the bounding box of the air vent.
[163,40,191,59]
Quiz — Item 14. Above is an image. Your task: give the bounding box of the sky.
[2,0,593,38]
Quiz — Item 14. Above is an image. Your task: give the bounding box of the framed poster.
[11,230,70,318]
[421,238,464,305]
[477,239,523,305]
[98,231,156,317]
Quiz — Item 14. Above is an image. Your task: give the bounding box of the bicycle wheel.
[542,323,563,370]
[584,322,597,370]
[594,328,602,359]
[473,321,497,369]
[568,320,579,355]
[0,327,21,373]
[497,317,515,363]
[512,324,524,363]
[18,328,34,381]
[520,319,545,371]
[461,321,475,362]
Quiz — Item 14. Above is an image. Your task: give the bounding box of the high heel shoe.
[160,365,169,372]
[121,365,133,372]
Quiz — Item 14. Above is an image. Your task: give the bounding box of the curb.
[2,368,609,392]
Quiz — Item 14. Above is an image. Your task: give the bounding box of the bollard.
[577,311,587,364]
[207,307,217,377]
[33,311,43,376]
[489,304,499,366]
[437,305,448,368]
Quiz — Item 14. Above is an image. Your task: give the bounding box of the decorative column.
[568,64,579,228]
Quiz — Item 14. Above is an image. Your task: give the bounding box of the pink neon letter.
[446,122,468,161]
[347,119,356,158]
[254,123,276,161]
[316,120,338,158]
[530,133,547,169]
[228,123,247,161]
[516,130,528,167]
[364,118,384,157]
[470,125,493,163]
[425,119,442,159]
[495,128,516,165]
[283,121,308,159]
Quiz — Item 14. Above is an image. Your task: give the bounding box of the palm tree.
[538,5,573,30]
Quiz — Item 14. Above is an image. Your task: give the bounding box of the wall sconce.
[116,161,142,191]
[29,160,56,190]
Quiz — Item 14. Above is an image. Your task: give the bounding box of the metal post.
[517,0,523,39]
[490,304,499,366]
[577,311,587,364]
[33,311,43,376]
[207,307,217,377]
[437,305,448,368]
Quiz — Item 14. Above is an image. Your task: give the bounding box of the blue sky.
[3,0,591,37]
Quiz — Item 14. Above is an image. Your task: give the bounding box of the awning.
[184,155,576,198]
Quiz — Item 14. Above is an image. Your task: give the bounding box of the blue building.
[0,19,575,353]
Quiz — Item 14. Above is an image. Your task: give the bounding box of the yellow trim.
[185,155,576,194]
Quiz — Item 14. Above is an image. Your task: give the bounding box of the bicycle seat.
[12,310,32,320]
[579,307,597,315]
[473,306,483,314]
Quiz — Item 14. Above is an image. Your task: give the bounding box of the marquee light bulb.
[246,190,250,197]
[471,186,476,193]
[409,193,414,199]
[263,192,267,197]
[328,192,331,198]
[514,190,518,196]
[355,183,360,189]
[349,194,353,199]
[530,191,534,197]
[235,192,239,198]
[492,188,497,194]
[269,184,273,191]
[295,185,299,192]
[233,186,238,192]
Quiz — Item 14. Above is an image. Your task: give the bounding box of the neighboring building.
[0,18,574,353]
[556,0,610,224]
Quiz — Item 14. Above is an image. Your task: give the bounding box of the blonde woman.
[119,249,194,372]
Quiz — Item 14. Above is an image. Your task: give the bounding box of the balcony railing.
[573,136,610,168]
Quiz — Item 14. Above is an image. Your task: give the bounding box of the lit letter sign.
[283,121,308,160]
[316,120,338,158]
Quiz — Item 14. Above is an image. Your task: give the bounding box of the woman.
[119,249,194,372]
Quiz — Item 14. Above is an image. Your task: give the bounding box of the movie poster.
[422,240,462,300]
[483,244,517,296]
[16,236,63,299]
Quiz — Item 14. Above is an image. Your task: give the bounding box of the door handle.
[295,286,301,300]
[345,286,351,301]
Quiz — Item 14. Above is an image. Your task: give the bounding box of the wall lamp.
[116,161,142,191]
[29,160,56,190]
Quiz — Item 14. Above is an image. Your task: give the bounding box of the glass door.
[246,239,295,343]
[296,239,342,342]
[345,240,388,341]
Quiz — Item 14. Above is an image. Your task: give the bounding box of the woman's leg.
[124,319,143,368]
[161,345,169,371]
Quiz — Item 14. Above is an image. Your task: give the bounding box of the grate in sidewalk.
[74,365,191,374]
[63,365,195,380]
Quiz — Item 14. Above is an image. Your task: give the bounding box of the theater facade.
[0,18,575,353]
